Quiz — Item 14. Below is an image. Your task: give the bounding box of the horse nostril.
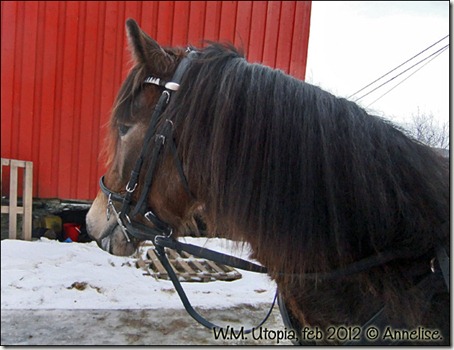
[101,236,112,253]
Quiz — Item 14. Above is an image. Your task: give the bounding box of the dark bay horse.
[86,19,450,345]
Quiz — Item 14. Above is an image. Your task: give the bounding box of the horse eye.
[118,124,131,137]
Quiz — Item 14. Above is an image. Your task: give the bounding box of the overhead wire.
[366,45,449,108]
[347,34,449,101]
[354,43,449,102]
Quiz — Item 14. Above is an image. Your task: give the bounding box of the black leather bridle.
[97,49,450,344]
[98,50,277,334]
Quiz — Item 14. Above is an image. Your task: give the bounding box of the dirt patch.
[1,306,293,345]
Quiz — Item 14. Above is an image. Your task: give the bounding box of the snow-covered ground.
[1,237,290,345]
[1,237,276,310]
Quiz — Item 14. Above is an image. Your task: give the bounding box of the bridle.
[98,50,277,334]
[97,49,450,344]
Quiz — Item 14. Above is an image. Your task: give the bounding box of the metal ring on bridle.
[163,90,171,103]
[126,182,138,193]
[166,119,174,128]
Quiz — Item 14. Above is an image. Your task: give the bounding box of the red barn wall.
[1,1,311,200]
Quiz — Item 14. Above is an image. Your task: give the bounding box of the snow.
[1,237,277,311]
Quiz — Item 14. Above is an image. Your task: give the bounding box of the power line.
[347,34,449,100]
[353,43,449,102]
[366,45,448,108]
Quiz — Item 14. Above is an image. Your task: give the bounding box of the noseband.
[97,50,450,344]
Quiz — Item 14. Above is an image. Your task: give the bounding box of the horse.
[86,18,450,345]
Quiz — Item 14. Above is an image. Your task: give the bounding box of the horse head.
[86,19,197,256]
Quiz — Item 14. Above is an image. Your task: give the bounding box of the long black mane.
[165,43,449,279]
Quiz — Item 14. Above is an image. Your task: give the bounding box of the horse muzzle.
[97,225,138,256]
[86,194,139,256]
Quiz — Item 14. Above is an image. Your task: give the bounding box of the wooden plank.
[1,206,23,215]
[166,249,180,260]
[22,161,33,240]
[8,159,27,167]
[189,258,210,275]
[8,162,18,239]
[223,264,239,273]
[1,159,32,240]
[175,258,197,276]
[205,260,226,274]
[146,249,168,278]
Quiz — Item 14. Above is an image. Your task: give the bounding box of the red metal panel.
[218,1,237,42]
[262,1,281,69]
[157,1,174,46]
[57,1,79,198]
[248,1,267,63]
[289,1,311,93]
[1,1,311,200]
[234,1,253,49]
[37,1,60,198]
[275,1,296,73]
[172,2,191,45]
[1,1,17,160]
[188,2,206,45]
[204,1,222,42]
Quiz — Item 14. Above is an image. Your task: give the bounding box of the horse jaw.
[86,191,138,256]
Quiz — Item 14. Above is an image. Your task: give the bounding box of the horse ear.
[125,18,172,73]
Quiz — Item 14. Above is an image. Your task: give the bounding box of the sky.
[305,1,449,128]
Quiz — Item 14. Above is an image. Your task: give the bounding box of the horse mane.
[165,43,449,284]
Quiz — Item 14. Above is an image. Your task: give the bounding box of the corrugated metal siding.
[1,1,311,200]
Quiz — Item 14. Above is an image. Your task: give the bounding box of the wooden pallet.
[1,158,33,240]
[142,247,242,283]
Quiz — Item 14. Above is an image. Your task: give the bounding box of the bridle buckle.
[126,181,138,193]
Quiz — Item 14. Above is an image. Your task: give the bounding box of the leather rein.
[98,50,450,344]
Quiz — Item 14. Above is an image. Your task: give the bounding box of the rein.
[98,49,450,344]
